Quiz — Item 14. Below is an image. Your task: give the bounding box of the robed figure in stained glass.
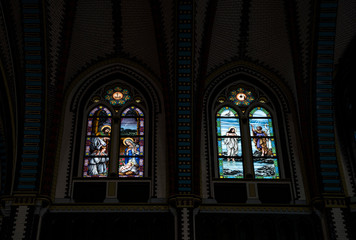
[119,137,140,176]
[88,125,111,175]
[224,127,239,161]
[250,123,272,157]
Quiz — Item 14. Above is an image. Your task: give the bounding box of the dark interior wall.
[40,212,174,240]
[195,213,323,240]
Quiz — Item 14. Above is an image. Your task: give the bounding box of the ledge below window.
[70,178,151,203]
[212,179,293,204]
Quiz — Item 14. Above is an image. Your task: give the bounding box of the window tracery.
[82,86,145,178]
[215,87,280,179]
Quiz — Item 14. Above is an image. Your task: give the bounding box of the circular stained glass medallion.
[113,91,123,100]
[229,88,254,106]
[105,86,131,106]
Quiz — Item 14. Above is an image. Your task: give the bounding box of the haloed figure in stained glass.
[224,127,239,161]
[250,123,272,157]
[119,137,140,176]
[88,125,111,175]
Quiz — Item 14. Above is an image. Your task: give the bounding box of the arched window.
[216,107,243,178]
[82,86,146,178]
[215,87,280,179]
[118,106,145,177]
[249,107,279,179]
[83,106,112,177]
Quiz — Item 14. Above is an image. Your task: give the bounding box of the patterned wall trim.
[199,205,311,214]
[180,208,191,240]
[11,206,29,239]
[315,1,342,193]
[49,205,169,212]
[176,0,193,194]
[330,208,348,240]
[17,0,44,191]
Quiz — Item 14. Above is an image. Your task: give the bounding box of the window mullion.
[241,116,254,178]
[110,117,120,176]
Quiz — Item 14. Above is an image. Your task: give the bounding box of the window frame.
[213,101,284,180]
[78,103,148,178]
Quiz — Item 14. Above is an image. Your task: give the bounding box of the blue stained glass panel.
[218,158,244,178]
[249,107,270,117]
[121,118,139,136]
[217,118,241,136]
[119,137,142,156]
[249,119,273,136]
[250,138,276,157]
[118,157,144,177]
[217,138,242,157]
[253,158,279,179]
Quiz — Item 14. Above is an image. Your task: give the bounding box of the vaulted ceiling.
[0,0,356,136]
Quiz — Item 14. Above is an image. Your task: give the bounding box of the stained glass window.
[118,106,144,177]
[229,88,254,106]
[216,107,243,178]
[216,103,280,180]
[105,86,131,106]
[83,106,112,177]
[249,107,279,179]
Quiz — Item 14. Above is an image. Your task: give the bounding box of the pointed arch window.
[216,107,243,178]
[249,107,279,179]
[118,106,145,177]
[82,86,146,178]
[215,88,280,179]
[83,106,112,177]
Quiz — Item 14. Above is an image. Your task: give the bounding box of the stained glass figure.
[216,107,243,178]
[118,106,144,177]
[249,107,279,179]
[83,106,111,177]
[105,86,131,106]
[229,88,254,106]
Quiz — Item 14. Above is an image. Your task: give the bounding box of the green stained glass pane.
[249,107,271,117]
[217,107,238,117]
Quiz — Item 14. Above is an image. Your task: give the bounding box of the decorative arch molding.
[53,61,165,202]
[66,59,163,114]
[203,61,294,114]
[200,61,306,203]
